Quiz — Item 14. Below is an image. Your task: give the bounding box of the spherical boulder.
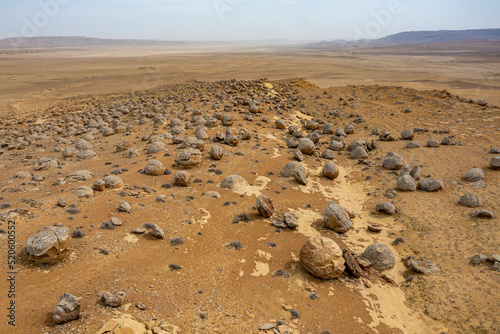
[300,237,345,279]
[144,160,165,176]
[174,171,191,187]
[322,162,340,180]
[298,138,315,155]
[103,175,124,189]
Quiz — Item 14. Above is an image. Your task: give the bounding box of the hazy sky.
[1,0,499,41]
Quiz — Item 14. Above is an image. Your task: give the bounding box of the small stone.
[118,201,132,213]
[293,148,305,161]
[210,145,224,160]
[470,209,494,219]
[256,194,274,218]
[53,293,80,325]
[426,139,439,147]
[418,178,444,192]
[100,291,126,307]
[284,212,298,229]
[401,129,414,140]
[74,186,94,198]
[489,156,500,169]
[259,324,276,330]
[322,149,336,160]
[294,170,308,185]
[110,217,123,226]
[56,198,66,207]
[470,254,489,265]
[375,202,396,215]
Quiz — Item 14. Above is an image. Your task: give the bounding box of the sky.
[0,0,499,41]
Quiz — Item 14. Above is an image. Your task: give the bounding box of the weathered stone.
[53,293,80,325]
[300,237,345,279]
[465,168,484,182]
[256,194,274,218]
[174,171,190,187]
[298,138,315,155]
[459,193,483,208]
[375,202,396,215]
[220,174,248,189]
[144,160,166,176]
[74,186,94,197]
[26,224,72,263]
[100,291,126,307]
[361,243,395,271]
[324,201,352,233]
[178,149,202,168]
[383,152,404,170]
[280,161,306,178]
[397,174,417,191]
[418,177,444,191]
[322,161,339,179]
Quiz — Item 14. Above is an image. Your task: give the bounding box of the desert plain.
[0,42,499,334]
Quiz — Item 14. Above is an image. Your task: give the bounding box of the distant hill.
[374,29,500,46]
[310,28,500,50]
[0,36,181,48]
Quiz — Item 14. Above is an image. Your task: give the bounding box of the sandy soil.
[1,43,499,118]
[0,46,499,334]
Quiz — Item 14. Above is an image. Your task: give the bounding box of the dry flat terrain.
[0,45,499,334]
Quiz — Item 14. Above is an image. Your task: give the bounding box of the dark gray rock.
[465,168,484,182]
[470,209,494,219]
[383,152,404,170]
[418,178,444,191]
[361,243,395,271]
[280,161,306,178]
[397,174,417,191]
[459,193,482,208]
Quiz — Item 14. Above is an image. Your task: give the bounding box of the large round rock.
[322,162,340,179]
[26,224,72,263]
[465,168,484,182]
[418,177,444,191]
[361,243,395,271]
[298,138,315,155]
[383,152,404,170]
[324,201,353,233]
[144,160,165,176]
[459,193,482,208]
[300,237,345,279]
[280,161,306,178]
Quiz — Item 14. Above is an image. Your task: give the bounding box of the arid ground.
[0,44,499,334]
